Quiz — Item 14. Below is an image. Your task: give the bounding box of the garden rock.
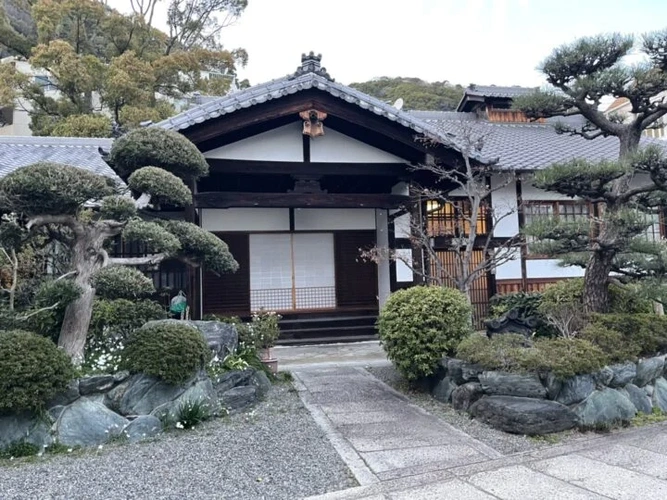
[469,396,577,435]
[212,369,255,395]
[594,367,614,387]
[250,370,272,398]
[122,415,162,443]
[55,398,128,447]
[220,386,257,412]
[479,372,547,398]
[47,379,80,408]
[79,375,116,395]
[48,405,66,422]
[447,359,483,384]
[152,378,218,420]
[574,388,636,427]
[623,384,652,414]
[0,413,52,450]
[451,382,484,411]
[634,357,665,387]
[105,374,187,416]
[608,363,637,388]
[652,377,667,412]
[556,374,595,406]
[113,371,130,383]
[544,372,562,400]
[432,377,457,403]
[644,384,654,397]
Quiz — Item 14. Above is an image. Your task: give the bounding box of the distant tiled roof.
[155,72,482,158]
[412,111,666,170]
[464,85,539,99]
[0,136,118,180]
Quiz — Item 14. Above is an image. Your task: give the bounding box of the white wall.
[293,208,376,231]
[203,122,303,161]
[492,174,519,238]
[395,249,414,283]
[495,251,522,280]
[310,128,405,163]
[521,175,577,201]
[201,208,290,232]
[526,259,585,279]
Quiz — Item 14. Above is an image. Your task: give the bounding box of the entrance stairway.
[277,309,378,345]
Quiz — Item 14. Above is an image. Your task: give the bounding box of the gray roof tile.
[0,136,118,180]
[464,85,538,99]
[414,112,667,170]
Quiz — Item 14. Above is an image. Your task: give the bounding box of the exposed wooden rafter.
[195,192,410,209]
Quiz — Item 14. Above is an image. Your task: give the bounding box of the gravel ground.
[367,364,598,455]
[0,383,356,500]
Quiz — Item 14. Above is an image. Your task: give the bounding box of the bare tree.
[363,123,521,304]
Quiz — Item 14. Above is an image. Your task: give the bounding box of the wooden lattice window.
[426,200,489,237]
[523,201,590,257]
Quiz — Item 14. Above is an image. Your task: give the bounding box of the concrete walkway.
[293,364,667,500]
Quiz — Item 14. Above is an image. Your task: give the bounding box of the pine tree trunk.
[583,252,613,313]
[58,232,105,364]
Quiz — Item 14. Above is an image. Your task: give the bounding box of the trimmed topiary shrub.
[456,333,607,379]
[0,330,75,413]
[377,286,472,381]
[128,167,192,207]
[584,313,667,358]
[579,323,641,364]
[92,266,155,300]
[122,322,211,385]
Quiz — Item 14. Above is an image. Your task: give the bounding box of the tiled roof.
[413,111,666,170]
[464,85,539,99]
[0,136,118,180]
[155,72,484,158]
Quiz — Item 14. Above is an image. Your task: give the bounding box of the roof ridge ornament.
[290,51,334,81]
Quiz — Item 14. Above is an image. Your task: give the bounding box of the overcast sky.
[110,0,667,87]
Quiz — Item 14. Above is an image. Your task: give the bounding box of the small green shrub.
[92,266,155,300]
[122,322,211,385]
[530,338,608,379]
[174,399,211,429]
[488,292,543,319]
[378,286,472,381]
[456,334,607,379]
[579,323,641,363]
[0,440,40,459]
[0,330,75,413]
[539,280,587,337]
[27,279,82,342]
[584,313,667,358]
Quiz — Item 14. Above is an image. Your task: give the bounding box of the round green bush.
[92,266,155,300]
[122,322,211,385]
[0,330,75,413]
[377,286,472,381]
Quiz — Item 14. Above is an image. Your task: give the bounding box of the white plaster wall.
[393,213,411,238]
[395,249,414,282]
[492,175,519,238]
[203,122,303,161]
[521,175,578,201]
[310,128,406,163]
[201,208,290,232]
[376,209,391,307]
[526,259,585,279]
[495,250,522,280]
[293,208,376,231]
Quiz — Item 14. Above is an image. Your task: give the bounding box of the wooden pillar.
[515,175,528,292]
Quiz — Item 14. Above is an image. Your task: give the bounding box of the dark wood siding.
[334,231,378,309]
[202,233,250,316]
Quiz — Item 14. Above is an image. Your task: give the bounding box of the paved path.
[276,341,388,371]
[294,365,667,500]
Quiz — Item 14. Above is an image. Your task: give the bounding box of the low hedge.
[0,330,75,413]
[122,322,211,385]
[456,333,608,379]
[378,286,472,381]
[582,313,667,360]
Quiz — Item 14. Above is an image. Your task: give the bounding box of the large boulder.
[250,370,273,398]
[469,396,577,435]
[104,374,188,416]
[212,369,256,396]
[623,384,653,414]
[54,398,129,447]
[46,379,80,408]
[451,382,484,411]
[634,357,665,387]
[652,377,667,412]
[479,372,547,398]
[152,378,218,420]
[608,363,637,388]
[219,386,258,413]
[593,366,614,387]
[143,319,238,357]
[122,415,162,443]
[556,375,595,406]
[0,413,52,451]
[447,359,483,384]
[79,375,116,396]
[574,388,636,427]
[432,377,457,403]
